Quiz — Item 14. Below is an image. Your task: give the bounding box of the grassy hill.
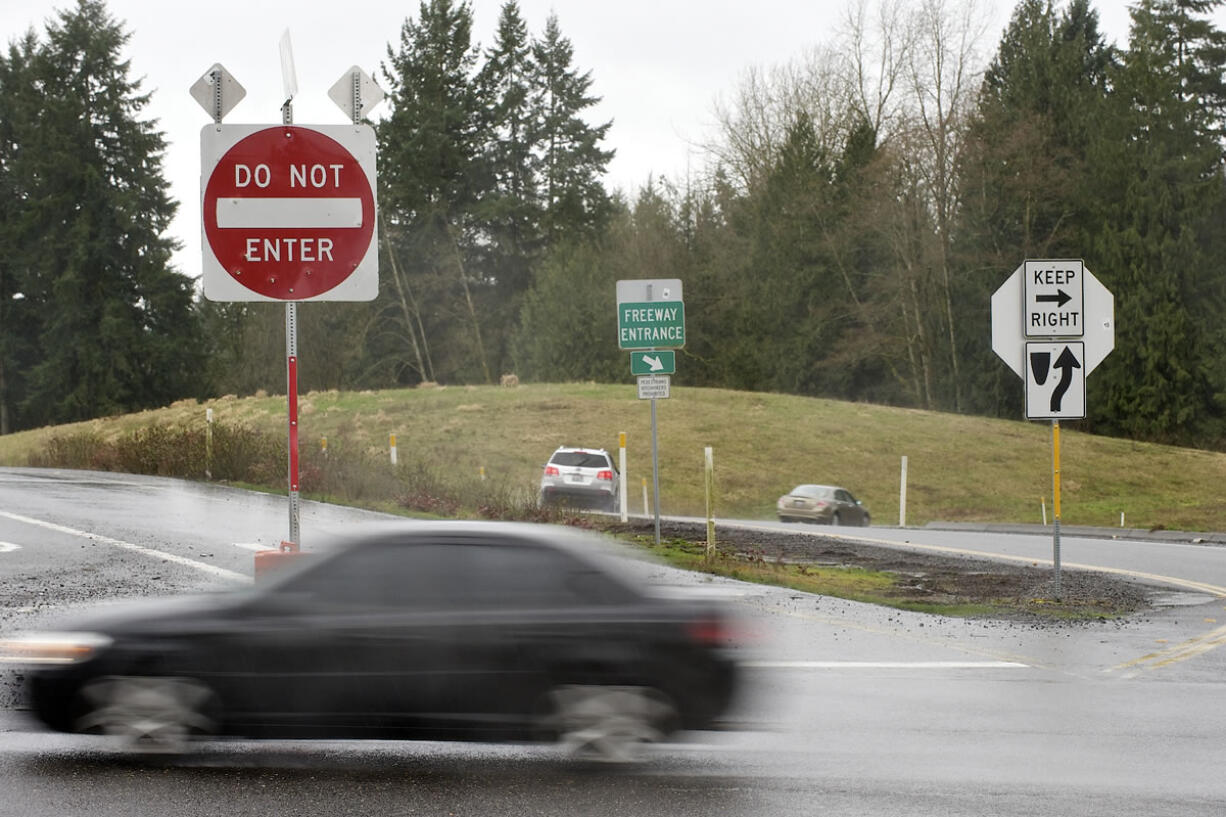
[1,382,1225,531]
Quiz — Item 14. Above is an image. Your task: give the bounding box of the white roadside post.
[704,446,715,560]
[389,433,398,466]
[618,432,628,522]
[899,455,908,527]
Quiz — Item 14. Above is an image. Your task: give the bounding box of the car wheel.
[831,512,841,526]
[539,684,678,764]
[778,515,791,523]
[862,513,871,527]
[74,675,217,752]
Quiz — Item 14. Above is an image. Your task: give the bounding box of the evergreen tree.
[379,0,494,383]
[473,2,541,372]
[1086,0,1226,441]
[531,13,614,241]
[0,33,41,433]
[0,1,204,431]
[477,1,540,289]
[955,0,1115,418]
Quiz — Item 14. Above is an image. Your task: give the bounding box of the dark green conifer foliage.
[1086,0,1226,441]
[530,13,614,241]
[0,1,204,432]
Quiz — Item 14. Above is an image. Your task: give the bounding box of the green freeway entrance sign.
[631,350,676,375]
[616,278,685,350]
[618,301,685,349]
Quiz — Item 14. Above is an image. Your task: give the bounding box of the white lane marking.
[746,660,1029,669]
[233,542,274,552]
[0,542,22,553]
[0,510,250,584]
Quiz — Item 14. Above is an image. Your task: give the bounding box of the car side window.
[277,539,630,611]
[459,543,591,609]
[277,542,466,610]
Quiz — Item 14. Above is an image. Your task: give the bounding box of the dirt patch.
[605,520,1155,621]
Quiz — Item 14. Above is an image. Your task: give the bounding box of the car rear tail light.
[685,616,732,646]
[596,470,614,481]
[544,466,560,476]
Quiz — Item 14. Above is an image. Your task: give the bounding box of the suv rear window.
[551,451,611,468]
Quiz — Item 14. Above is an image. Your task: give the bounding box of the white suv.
[539,447,619,512]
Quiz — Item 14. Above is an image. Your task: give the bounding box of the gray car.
[776,484,870,526]
[539,447,619,512]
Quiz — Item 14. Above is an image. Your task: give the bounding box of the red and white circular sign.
[202,125,377,301]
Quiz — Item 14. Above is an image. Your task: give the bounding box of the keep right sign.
[992,258,1113,421]
[1024,259,1084,338]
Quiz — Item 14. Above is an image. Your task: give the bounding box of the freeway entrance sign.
[616,278,685,349]
[631,350,676,375]
[618,302,685,349]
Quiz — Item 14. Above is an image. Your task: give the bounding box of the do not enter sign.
[201,124,378,301]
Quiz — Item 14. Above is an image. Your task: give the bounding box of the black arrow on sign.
[1036,289,1072,308]
[1049,346,1081,412]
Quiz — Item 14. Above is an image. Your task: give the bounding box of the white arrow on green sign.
[631,350,676,375]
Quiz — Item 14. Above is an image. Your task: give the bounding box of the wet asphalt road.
[3,467,1226,816]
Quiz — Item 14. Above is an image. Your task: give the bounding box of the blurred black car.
[4,522,740,761]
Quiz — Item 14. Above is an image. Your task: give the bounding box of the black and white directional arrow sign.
[1025,342,1085,419]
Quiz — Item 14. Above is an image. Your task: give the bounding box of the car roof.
[551,446,610,454]
[273,519,670,594]
[304,519,641,573]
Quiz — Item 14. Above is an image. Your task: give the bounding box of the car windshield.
[551,451,610,468]
[791,485,833,499]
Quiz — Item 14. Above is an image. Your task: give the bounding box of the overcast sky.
[2,0,1218,279]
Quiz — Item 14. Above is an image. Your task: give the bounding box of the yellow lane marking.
[1109,622,1226,676]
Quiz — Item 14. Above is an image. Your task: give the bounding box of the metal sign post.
[617,279,685,547]
[194,38,383,564]
[1051,420,1062,596]
[280,37,300,548]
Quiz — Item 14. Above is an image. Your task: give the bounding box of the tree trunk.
[380,213,433,382]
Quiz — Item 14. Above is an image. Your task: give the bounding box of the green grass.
[3,382,1226,531]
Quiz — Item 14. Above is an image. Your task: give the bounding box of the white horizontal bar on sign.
[215,197,363,229]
